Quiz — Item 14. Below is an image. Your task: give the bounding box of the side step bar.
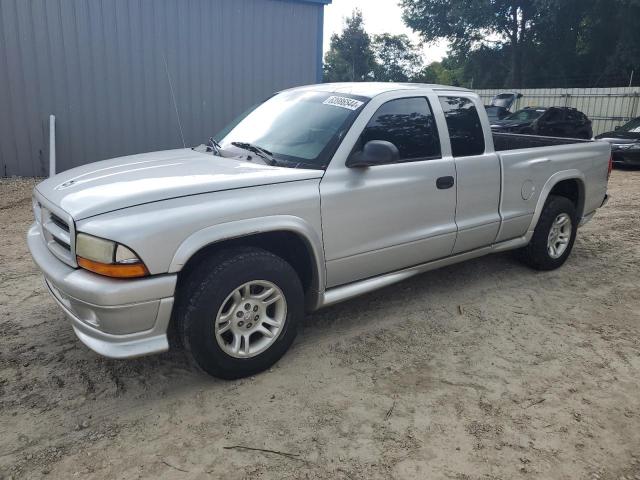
[317,237,529,309]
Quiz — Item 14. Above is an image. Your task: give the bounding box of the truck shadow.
[3,247,579,420]
[82,251,533,383]
[301,251,526,335]
[2,243,601,462]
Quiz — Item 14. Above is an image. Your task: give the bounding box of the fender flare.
[167,214,326,298]
[527,169,586,234]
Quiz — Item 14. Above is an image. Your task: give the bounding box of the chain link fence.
[476,87,640,136]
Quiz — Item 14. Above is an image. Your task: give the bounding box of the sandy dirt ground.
[0,171,639,480]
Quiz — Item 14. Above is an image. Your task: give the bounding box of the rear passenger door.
[538,108,565,137]
[320,94,458,287]
[437,95,502,254]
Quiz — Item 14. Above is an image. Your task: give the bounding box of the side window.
[358,97,441,162]
[565,110,575,121]
[566,110,584,122]
[438,96,485,157]
[544,108,563,122]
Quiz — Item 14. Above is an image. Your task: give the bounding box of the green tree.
[323,9,376,82]
[413,58,464,85]
[402,0,640,88]
[371,34,423,82]
[573,0,640,86]
[401,0,542,87]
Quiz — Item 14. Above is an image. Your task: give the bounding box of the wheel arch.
[528,170,586,233]
[169,216,325,311]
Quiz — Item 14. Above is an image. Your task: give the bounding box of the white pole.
[629,70,635,88]
[49,114,56,177]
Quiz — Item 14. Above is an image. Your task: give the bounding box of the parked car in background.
[27,83,611,379]
[595,117,640,167]
[491,106,593,139]
[485,106,510,123]
[484,92,522,122]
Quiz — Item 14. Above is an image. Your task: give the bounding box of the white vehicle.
[28,83,611,378]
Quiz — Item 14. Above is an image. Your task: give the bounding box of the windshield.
[485,106,505,117]
[216,91,368,169]
[504,109,545,122]
[619,117,640,133]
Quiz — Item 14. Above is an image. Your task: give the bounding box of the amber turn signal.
[77,256,149,279]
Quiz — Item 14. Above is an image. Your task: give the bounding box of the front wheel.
[516,195,578,270]
[176,247,304,379]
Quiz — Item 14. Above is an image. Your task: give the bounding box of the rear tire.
[175,247,303,379]
[516,195,577,271]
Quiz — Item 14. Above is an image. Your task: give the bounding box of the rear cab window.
[355,97,441,163]
[438,96,485,157]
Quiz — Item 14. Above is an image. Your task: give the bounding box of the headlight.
[76,233,149,278]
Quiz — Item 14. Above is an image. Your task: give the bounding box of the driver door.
[319,94,458,288]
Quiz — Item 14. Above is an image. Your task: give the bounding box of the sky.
[323,0,449,65]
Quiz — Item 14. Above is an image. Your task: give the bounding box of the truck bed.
[493,132,590,152]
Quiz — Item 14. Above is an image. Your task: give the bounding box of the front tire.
[176,247,304,379]
[516,195,577,270]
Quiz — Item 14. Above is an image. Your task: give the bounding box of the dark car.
[595,117,640,167]
[491,106,593,139]
[485,106,511,123]
[484,92,522,122]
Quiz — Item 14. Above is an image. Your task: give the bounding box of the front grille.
[50,213,70,232]
[52,235,71,251]
[34,193,76,267]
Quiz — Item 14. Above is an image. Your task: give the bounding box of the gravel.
[1,171,639,479]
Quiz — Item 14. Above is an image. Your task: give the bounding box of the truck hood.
[36,149,323,220]
[595,131,640,143]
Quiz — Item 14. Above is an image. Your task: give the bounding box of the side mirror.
[615,126,621,131]
[347,140,400,168]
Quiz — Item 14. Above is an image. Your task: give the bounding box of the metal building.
[0,0,331,177]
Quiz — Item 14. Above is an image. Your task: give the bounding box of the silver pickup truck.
[27,83,611,378]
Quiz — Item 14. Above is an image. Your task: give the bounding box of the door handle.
[436,176,455,189]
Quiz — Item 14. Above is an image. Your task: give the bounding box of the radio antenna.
[163,52,186,148]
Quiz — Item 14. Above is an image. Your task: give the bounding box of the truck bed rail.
[493,133,590,152]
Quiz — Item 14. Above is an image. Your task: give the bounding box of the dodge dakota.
[27,83,612,378]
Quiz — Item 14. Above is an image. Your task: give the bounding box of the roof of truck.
[286,82,472,98]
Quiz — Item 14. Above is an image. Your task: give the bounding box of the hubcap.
[214,280,287,359]
[547,213,572,259]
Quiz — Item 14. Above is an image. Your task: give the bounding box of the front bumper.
[27,223,177,359]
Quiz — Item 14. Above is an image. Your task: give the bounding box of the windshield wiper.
[207,137,222,155]
[231,142,278,166]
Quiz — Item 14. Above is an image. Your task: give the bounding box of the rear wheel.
[176,247,303,379]
[516,195,577,270]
